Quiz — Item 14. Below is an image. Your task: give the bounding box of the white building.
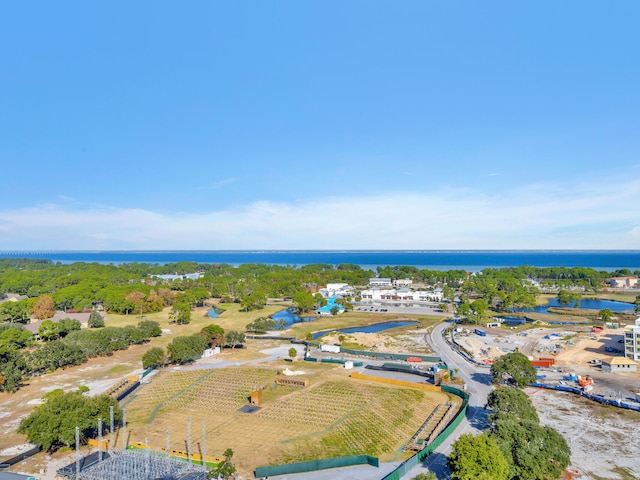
[318,283,354,298]
[359,288,443,303]
[369,278,392,287]
[624,317,640,361]
[393,278,413,287]
[610,276,639,289]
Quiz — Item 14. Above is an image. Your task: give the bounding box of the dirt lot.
[528,387,640,480]
[457,324,640,400]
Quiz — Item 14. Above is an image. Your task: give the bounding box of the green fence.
[304,357,363,366]
[380,385,469,480]
[255,455,379,477]
[305,343,440,363]
[338,348,440,363]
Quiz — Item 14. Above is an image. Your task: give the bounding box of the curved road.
[403,321,493,479]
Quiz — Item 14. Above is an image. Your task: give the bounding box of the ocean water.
[0,250,639,271]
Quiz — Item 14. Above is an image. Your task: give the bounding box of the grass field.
[123,364,454,476]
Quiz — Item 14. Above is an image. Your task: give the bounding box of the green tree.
[0,325,33,349]
[225,330,245,349]
[239,291,266,312]
[170,301,192,325]
[18,387,121,451]
[471,299,489,323]
[314,293,327,307]
[167,335,207,364]
[210,448,236,479]
[38,320,59,341]
[448,433,509,480]
[88,311,105,328]
[442,285,455,302]
[245,317,276,333]
[411,474,436,480]
[292,290,315,313]
[557,289,580,307]
[491,416,570,480]
[56,318,82,337]
[142,347,165,369]
[288,347,297,360]
[138,319,162,338]
[0,300,31,323]
[455,301,472,321]
[487,387,539,425]
[599,308,613,323]
[635,295,640,314]
[490,352,537,388]
[0,347,27,392]
[201,324,225,347]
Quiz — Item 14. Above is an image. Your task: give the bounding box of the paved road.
[402,321,493,480]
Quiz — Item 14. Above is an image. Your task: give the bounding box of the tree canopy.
[142,347,165,369]
[487,387,539,425]
[490,352,537,388]
[167,335,208,363]
[449,433,509,480]
[18,387,121,451]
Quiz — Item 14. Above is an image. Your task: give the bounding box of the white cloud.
[0,179,639,250]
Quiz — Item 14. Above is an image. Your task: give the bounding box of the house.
[609,276,639,289]
[369,278,392,287]
[393,278,413,287]
[0,293,29,304]
[25,311,92,334]
[601,356,638,373]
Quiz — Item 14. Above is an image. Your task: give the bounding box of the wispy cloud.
[210,178,236,189]
[0,179,639,250]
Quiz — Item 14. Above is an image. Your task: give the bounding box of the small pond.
[312,320,419,340]
[516,298,633,314]
[271,308,317,327]
[207,307,223,319]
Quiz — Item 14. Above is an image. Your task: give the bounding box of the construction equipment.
[577,375,594,390]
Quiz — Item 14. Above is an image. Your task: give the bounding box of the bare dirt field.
[528,387,640,480]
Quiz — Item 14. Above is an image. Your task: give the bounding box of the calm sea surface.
[1,250,640,271]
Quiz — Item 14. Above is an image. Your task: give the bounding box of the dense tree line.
[0,259,628,325]
[0,320,161,392]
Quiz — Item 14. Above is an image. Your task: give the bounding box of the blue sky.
[1,1,639,250]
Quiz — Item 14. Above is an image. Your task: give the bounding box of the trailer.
[320,344,340,353]
[474,328,486,337]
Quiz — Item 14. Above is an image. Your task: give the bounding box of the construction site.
[452,323,640,404]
